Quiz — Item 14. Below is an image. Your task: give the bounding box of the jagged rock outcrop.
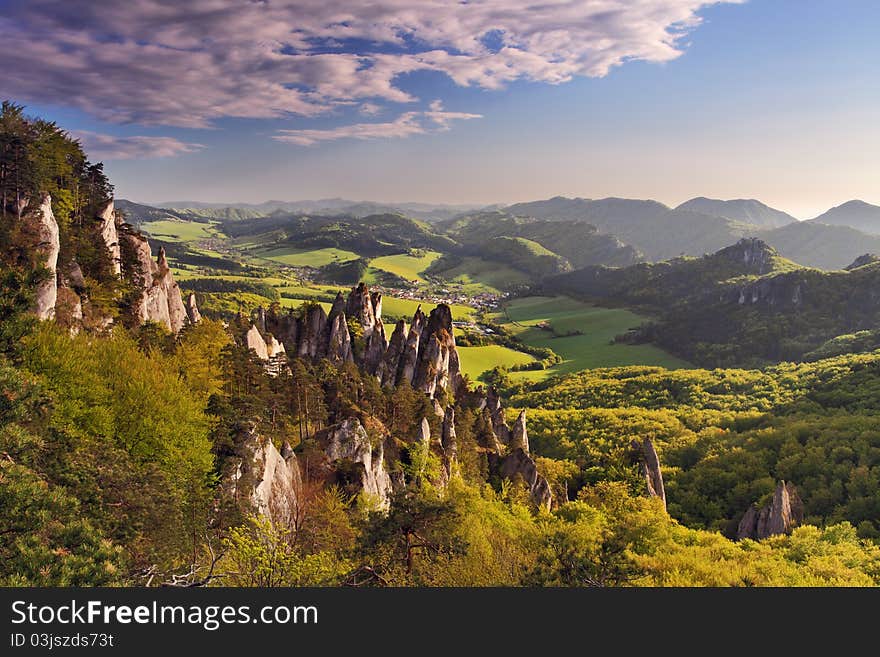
[321,418,393,509]
[246,324,270,361]
[441,407,458,481]
[345,282,377,337]
[327,312,353,364]
[97,200,122,276]
[498,449,552,511]
[31,194,59,320]
[297,304,329,358]
[485,386,512,444]
[186,293,201,324]
[737,481,803,540]
[718,238,778,275]
[245,324,286,365]
[479,390,552,510]
[631,438,666,511]
[510,410,529,452]
[412,304,462,396]
[844,253,880,271]
[260,283,463,398]
[227,423,302,526]
[377,319,407,386]
[124,232,189,333]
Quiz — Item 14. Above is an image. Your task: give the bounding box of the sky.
[0,0,877,219]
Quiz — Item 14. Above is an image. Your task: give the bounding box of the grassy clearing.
[490,296,692,382]
[369,250,442,284]
[140,219,224,242]
[435,256,531,294]
[457,345,538,382]
[257,246,360,267]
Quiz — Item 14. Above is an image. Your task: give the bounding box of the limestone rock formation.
[227,423,302,526]
[377,319,407,386]
[246,324,286,365]
[321,417,393,509]
[736,481,803,540]
[31,194,59,320]
[631,438,666,510]
[124,233,189,333]
[186,293,201,324]
[327,312,353,364]
[497,449,552,511]
[261,284,463,399]
[510,410,529,452]
[97,200,122,276]
[441,406,458,481]
[246,324,270,361]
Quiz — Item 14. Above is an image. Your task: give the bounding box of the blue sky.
[2,1,878,218]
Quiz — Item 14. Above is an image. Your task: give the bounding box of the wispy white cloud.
[274,101,482,145]
[72,131,204,159]
[0,1,741,128]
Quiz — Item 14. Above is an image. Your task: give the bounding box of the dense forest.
[4,102,880,587]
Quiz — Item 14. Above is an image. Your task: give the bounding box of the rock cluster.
[736,481,803,540]
[23,195,197,334]
[480,389,552,511]
[256,282,464,398]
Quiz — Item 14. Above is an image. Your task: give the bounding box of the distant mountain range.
[118,195,880,271]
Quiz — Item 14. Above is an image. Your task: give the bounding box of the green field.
[257,247,360,267]
[140,219,224,242]
[457,345,537,382]
[368,251,442,284]
[490,296,692,381]
[435,256,531,294]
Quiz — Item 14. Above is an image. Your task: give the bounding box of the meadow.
[140,219,225,242]
[367,250,442,284]
[490,296,692,381]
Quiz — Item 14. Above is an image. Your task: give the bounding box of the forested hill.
[544,237,880,367]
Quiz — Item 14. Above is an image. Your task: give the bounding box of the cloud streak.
[0,1,741,129]
[274,102,482,145]
[72,131,205,160]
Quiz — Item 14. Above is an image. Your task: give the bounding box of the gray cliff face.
[31,194,59,320]
[246,324,270,361]
[124,234,189,333]
[322,418,393,509]
[345,282,376,337]
[510,410,529,453]
[97,200,122,276]
[228,423,302,526]
[736,481,803,540]
[327,312,354,364]
[734,272,807,309]
[377,319,407,386]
